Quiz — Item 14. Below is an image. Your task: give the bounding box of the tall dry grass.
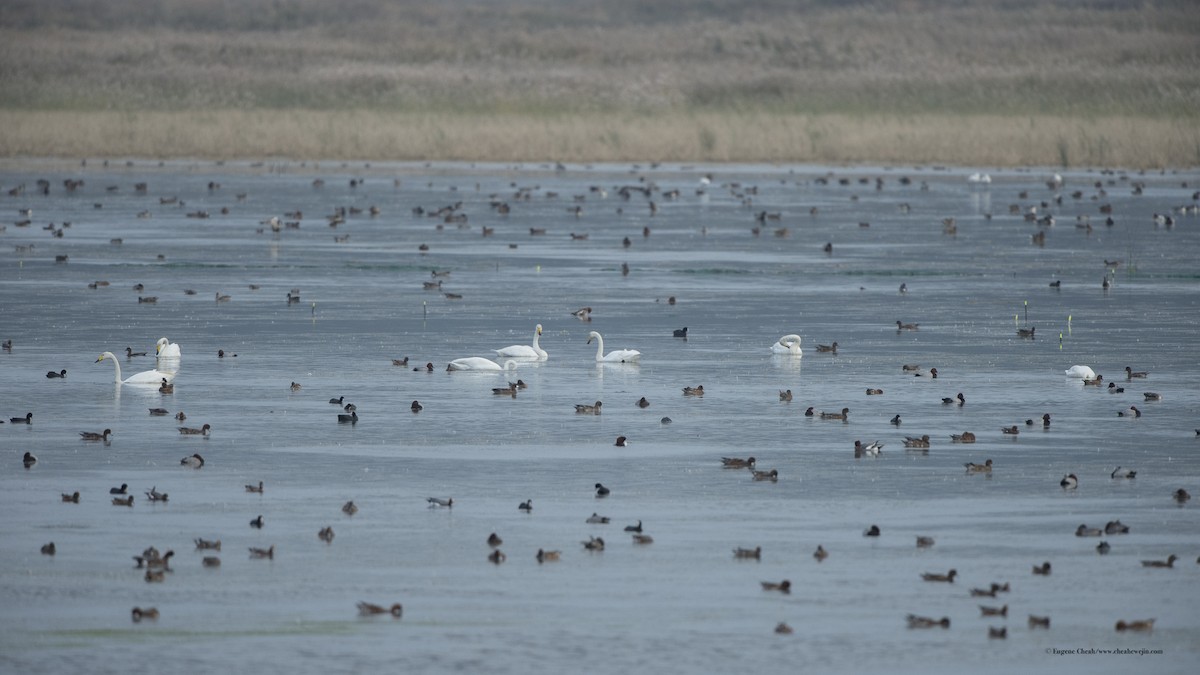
[1,0,1197,165]
[2,110,1194,167]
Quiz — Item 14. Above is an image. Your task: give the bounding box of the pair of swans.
[771,334,803,356]
[494,324,548,361]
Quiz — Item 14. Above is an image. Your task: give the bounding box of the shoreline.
[2,110,1196,169]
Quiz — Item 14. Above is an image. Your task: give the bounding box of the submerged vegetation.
[1,0,1197,165]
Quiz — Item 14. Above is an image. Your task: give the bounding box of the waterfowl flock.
[3,162,1197,668]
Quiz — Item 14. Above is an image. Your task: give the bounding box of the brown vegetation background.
[1,0,1197,166]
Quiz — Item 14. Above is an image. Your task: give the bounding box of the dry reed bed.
[1,1,1197,165]
[1,110,1194,168]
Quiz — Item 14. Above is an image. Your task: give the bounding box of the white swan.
[587,331,640,363]
[1064,365,1096,379]
[447,357,518,372]
[495,324,548,360]
[771,334,803,356]
[155,337,182,359]
[97,351,177,385]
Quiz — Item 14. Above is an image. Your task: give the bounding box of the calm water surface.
[1,160,1199,674]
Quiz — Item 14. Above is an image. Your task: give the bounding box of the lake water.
[1,159,1198,674]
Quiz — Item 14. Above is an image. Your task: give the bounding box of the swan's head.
[96,352,112,363]
[587,331,600,344]
[156,337,169,353]
[536,324,543,335]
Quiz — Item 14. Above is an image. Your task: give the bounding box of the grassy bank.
[2,110,1196,168]
[1,0,1197,166]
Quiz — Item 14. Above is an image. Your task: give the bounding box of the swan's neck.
[532,330,541,350]
[108,354,122,383]
[593,335,605,361]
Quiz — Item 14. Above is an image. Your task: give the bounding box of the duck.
[536,549,561,563]
[1026,413,1051,427]
[518,500,532,512]
[109,483,128,495]
[980,605,1008,617]
[733,546,762,560]
[916,536,935,548]
[342,501,359,516]
[180,453,204,469]
[571,307,592,321]
[126,347,147,358]
[41,542,56,556]
[1064,364,1097,379]
[1142,391,1162,400]
[1140,554,1177,568]
[942,392,965,406]
[903,435,931,449]
[950,431,977,443]
[131,607,159,622]
[865,388,883,395]
[337,411,358,424]
[1001,426,1019,435]
[249,515,264,528]
[491,384,517,396]
[751,469,779,481]
[1016,326,1035,338]
[318,527,334,543]
[175,412,186,421]
[248,545,274,559]
[896,320,919,330]
[1174,488,1190,503]
[329,396,344,405]
[487,533,503,548]
[1108,382,1125,393]
[1060,473,1078,489]
[194,538,221,550]
[61,491,80,503]
[158,379,174,394]
[906,615,950,629]
[10,412,32,424]
[770,334,803,356]
[721,456,755,469]
[614,436,628,447]
[988,627,1007,640]
[1028,615,1051,629]
[813,545,828,561]
[921,569,957,583]
[1082,374,1104,386]
[1125,366,1148,379]
[853,440,883,457]
[624,520,643,533]
[145,487,168,502]
[245,481,264,493]
[1032,561,1051,576]
[586,513,610,524]
[673,327,688,338]
[46,369,67,379]
[1115,619,1155,632]
[594,483,610,497]
[815,342,838,353]
[890,414,902,425]
[427,497,453,508]
[587,331,641,363]
[23,452,37,468]
[760,580,791,594]
[779,390,793,402]
[202,556,221,567]
[775,622,794,635]
[637,396,650,408]
[1118,406,1141,417]
[112,495,133,507]
[1105,520,1130,534]
[494,324,548,360]
[964,458,992,473]
[863,525,881,537]
[917,367,938,378]
[148,408,169,416]
[820,407,849,421]
[582,536,605,551]
[290,381,303,391]
[411,400,423,412]
[1075,524,1103,537]
[1111,467,1137,479]
[682,385,704,396]
[178,423,211,436]
[803,406,815,416]
[575,401,602,415]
